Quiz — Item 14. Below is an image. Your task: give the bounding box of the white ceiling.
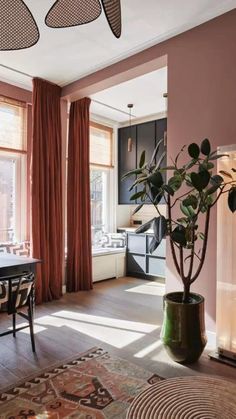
[90,67,167,123]
[0,0,235,90]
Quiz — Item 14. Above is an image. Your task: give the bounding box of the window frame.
[90,121,114,169]
[89,121,114,245]
[0,97,28,243]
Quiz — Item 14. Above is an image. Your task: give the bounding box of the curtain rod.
[0,63,33,79]
[0,64,136,118]
[91,99,136,117]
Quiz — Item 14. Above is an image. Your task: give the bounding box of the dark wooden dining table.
[0,253,41,277]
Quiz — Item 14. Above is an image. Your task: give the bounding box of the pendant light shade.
[0,0,39,51]
[45,0,102,28]
[101,0,121,38]
[127,104,134,152]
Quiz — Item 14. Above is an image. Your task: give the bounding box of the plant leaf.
[219,170,233,179]
[175,145,186,165]
[188,143,200,159]
[153,216,167,245]
[184,159,197,171]
[182,195,198,209]
[149,172,163,188]
[209,153,229,161]
[149,237,159,254]
[135,219,154,234]
[210,175,224,185]
[156,150,166,169]
[130,191,145,201]
[228,187,236,213]
[190,170,210,191]
[139,151,146,168]
[149,138,164,166]
[201,138,211,156]
[122,168,143,180]
[171,226,187,246]
[168,175,182,192]
[199,170,210,189]
[180,202,196,218]
[132,204,144,215]
[205,184,220,196]
[190,172,202,191]
[150,187,163,204]
[162,184,174,196]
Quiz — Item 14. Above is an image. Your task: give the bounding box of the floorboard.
[0,277,235,390]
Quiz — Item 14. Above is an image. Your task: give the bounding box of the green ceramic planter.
[161,292,207,364]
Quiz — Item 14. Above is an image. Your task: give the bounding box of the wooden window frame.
[90,121,114,168]
[0,96,28,243]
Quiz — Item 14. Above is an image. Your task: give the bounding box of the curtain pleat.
[67,97,93,292]
[32,78,63,303]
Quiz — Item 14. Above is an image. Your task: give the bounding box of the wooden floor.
[0,277,235,390]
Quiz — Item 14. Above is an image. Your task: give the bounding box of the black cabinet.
[136,121,156,204]
[118,117,167,205]
[137,121,156,165]
[118,126,137,204]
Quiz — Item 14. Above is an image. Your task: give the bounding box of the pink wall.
[0,80,31,103]
[166,10,236,332]
[62,9,236,332]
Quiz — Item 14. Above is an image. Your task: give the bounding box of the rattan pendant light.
[45,0,122,38]
[45,0,102,28]
[101,0,121,38]
[0,0,122,51]
[0,0,39,51]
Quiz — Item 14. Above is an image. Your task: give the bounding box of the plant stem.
[190,207,211,284]
[182,283,190,303]
[167,195,180,275]
[186,226,195,281]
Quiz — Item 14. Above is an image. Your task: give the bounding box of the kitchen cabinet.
[118,118,167,204]
[118,125,137,204]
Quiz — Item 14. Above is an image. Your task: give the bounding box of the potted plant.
[123,138,236,363]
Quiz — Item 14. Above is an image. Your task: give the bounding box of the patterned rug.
[0,347,162,418]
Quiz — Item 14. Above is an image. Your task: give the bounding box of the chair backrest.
[0,272,34,314]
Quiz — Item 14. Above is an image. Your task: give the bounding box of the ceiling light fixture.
[0,0,122,52]
[127,104,134,153]
[45,0,102,28]
[45,0,122,38]
[0,0,39,51]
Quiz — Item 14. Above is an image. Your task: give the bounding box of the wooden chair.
[0,272,36,352]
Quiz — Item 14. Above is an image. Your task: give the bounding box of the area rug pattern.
[0,347,162,418]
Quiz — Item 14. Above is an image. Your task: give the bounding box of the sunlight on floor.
[51,310,158,332]
[8,323,46,334]
[126,281,165,296]
[134,340,162,358]
[16,310,160,349]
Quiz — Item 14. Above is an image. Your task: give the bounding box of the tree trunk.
[182,282,190,303]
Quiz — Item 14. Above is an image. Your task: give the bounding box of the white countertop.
[117,226,154,234]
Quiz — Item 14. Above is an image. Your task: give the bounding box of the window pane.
[0,156,16,242]
[90,168,108,246]
[0,98,26,150]
[90,126,112,167]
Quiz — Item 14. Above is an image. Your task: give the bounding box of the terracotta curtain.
[67,97,93,292]
[32,78,63,304]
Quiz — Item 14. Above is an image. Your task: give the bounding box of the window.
[90,122,113,247]
[0,97,27,243]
